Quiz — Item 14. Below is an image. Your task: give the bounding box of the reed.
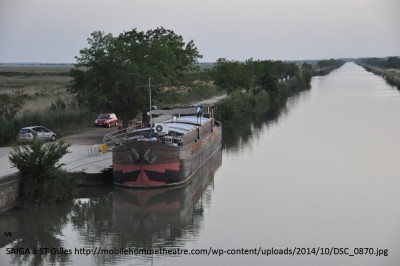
[0,65,97,145]
[0,108,95,145]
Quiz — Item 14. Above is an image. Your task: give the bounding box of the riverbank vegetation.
[211,58,312,124]
[356,57,400,90]
[0,56,343,147]
[0,65,95,145]
[9,138,81,207]
[312,58,345,76]
[209,58,343,147]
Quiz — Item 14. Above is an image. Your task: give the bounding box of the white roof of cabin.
[163,116,211,134]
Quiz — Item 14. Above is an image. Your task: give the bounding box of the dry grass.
[20,92,75,114]
[0,65,75,114]
[0,65,96,145]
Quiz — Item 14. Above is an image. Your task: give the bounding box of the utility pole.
[149,77,152,133]
[149,78,152,112]
[141,78,161,133]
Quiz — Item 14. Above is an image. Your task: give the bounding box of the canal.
[1,63,400,265]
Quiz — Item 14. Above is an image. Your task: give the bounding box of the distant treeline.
[308,59,345,76]
[316,58,344,69]
[0,71,70,77]
[357,57,400,69]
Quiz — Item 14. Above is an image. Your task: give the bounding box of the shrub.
[215,91,257,123]
[9,138,81,207]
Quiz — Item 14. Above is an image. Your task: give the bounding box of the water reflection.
[1,147,222,265]
[0,201,75,265]
[222,89,311,151]
[112,148,222,248]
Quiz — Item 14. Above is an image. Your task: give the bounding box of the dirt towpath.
[60,127,116,145]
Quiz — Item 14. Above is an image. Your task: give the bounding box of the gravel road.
[60,127,116,145]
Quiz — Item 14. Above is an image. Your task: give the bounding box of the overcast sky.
[0,0,399,63]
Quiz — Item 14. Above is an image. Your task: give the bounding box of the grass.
[0,65,96,145]
[0,66,71,88]
[0,65,74,114]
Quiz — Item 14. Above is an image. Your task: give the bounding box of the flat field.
[0,64,74,114]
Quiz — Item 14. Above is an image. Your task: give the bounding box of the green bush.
[216,91,252,122]
[9,138,81,207]
[215,71,311,125]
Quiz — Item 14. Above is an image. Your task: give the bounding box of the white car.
[18,126,57,141]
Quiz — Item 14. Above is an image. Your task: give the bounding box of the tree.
[211,58,252,93]
[68,27,202,127]
[259,71,278,91]
[387,57,400,69]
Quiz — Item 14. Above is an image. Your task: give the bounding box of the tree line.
[357,57,400,69]
[68,27,337,126]
[211,59,313,125]
[210,58,301,94]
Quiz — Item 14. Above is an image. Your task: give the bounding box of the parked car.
[95,113,118,127]
[18,126,57,141]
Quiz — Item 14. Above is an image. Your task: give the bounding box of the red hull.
[112,112,222,188]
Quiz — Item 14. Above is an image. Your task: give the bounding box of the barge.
[112,147,222,242]
[110,106,222,188]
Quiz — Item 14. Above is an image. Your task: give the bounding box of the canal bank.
[357,63,400,90]
[0,173,21,213]
[0,144,112,213]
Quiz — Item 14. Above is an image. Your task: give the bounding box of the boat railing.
[103,109,219,149]
[102,124,145,148]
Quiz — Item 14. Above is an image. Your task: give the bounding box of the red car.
[95,113,118,127]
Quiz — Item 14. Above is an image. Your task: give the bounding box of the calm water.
[1,63,400,265]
